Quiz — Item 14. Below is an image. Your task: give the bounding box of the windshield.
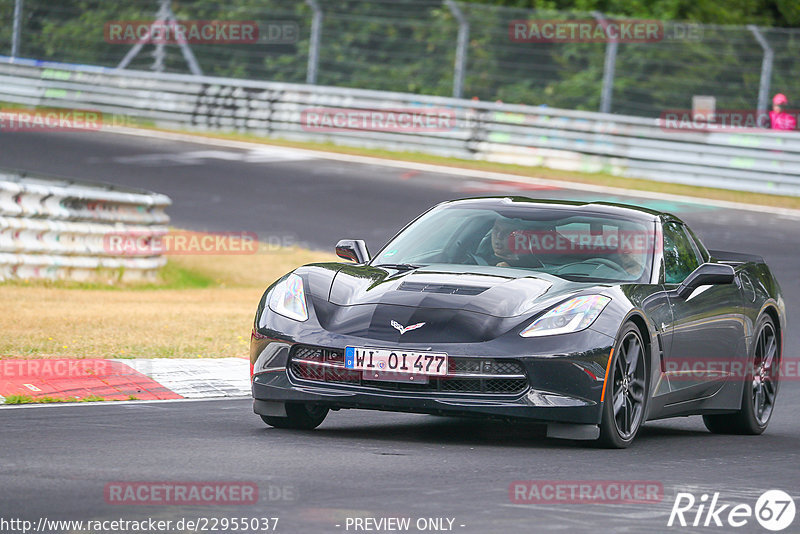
[372,204,654,283]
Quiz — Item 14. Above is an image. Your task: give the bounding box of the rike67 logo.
[668,490,796,531]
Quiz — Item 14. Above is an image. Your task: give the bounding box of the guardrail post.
[11,0,23,61]
[748,25,774,125]
[445,0,469,99]
[306,0,323,85]
[592,11,617,114]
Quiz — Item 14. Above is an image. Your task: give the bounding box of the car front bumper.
[251,327,615,427]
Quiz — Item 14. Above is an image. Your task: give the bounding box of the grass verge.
[4,394,107,404]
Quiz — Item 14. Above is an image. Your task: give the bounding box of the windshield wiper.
[373,263,424,271]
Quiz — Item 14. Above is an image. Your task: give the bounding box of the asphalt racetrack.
[1,130,799,533]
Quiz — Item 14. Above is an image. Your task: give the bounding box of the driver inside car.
[487,216,540,268]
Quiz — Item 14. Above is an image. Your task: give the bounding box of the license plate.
[344,347,449,379]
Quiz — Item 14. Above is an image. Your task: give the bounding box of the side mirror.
[335,239,370,263]
[676,263,735,299]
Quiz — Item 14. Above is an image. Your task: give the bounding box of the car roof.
[440,196,673,223]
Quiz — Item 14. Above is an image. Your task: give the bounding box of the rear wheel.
[703,315,779,435]
[260,403,329,430]
[596,323,648,448]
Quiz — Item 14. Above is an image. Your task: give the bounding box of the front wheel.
[260,403,329,430]
[703,315,779,435]
[596,323,648,448]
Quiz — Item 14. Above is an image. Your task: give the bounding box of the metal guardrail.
[1,58,799,196]
[0,168,171,281]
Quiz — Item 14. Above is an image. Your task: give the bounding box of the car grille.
[288,345,529,395]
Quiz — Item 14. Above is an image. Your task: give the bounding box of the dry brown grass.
[0,246,336,359]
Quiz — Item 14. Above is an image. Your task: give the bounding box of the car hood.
[298,264,606,343]
[329,266,525,315]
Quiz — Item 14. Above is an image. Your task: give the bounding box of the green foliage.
[3,394,106,404]
[462,0,798,26]
[2,0,798,117]
[3,394,35,404]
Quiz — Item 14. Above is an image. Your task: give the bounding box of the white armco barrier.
[1,58,799,196]
[0,169,171,282]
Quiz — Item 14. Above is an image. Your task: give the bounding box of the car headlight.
[268,273,308,322]
[520,295,610,337]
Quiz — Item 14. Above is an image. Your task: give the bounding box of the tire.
[260,403,329,430]
[703,315,779,435]
[596,322,648,449]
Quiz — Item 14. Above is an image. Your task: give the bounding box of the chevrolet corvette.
[250,197,784,448]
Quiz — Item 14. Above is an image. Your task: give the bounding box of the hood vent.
[398,281,489,295]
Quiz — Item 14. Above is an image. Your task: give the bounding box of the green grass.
[3,395,34,404]
[4,394,106,404]
[155,261,216,289]
[0,262,216,291]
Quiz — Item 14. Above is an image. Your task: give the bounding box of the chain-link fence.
[1,0,799,119]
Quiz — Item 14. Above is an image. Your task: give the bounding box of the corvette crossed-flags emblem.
[390,320,426,335]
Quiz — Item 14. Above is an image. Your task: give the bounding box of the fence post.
[445,0,469,99]
[306,0,323,84]
[11,0,23,61]
[592,11,617,114]
[748,25,773,126]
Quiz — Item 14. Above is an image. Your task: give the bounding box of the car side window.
[662,222,701,284]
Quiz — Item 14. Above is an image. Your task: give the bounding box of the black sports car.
[250,197,784,447]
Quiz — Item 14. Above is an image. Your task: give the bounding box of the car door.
[661,221,746,398]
